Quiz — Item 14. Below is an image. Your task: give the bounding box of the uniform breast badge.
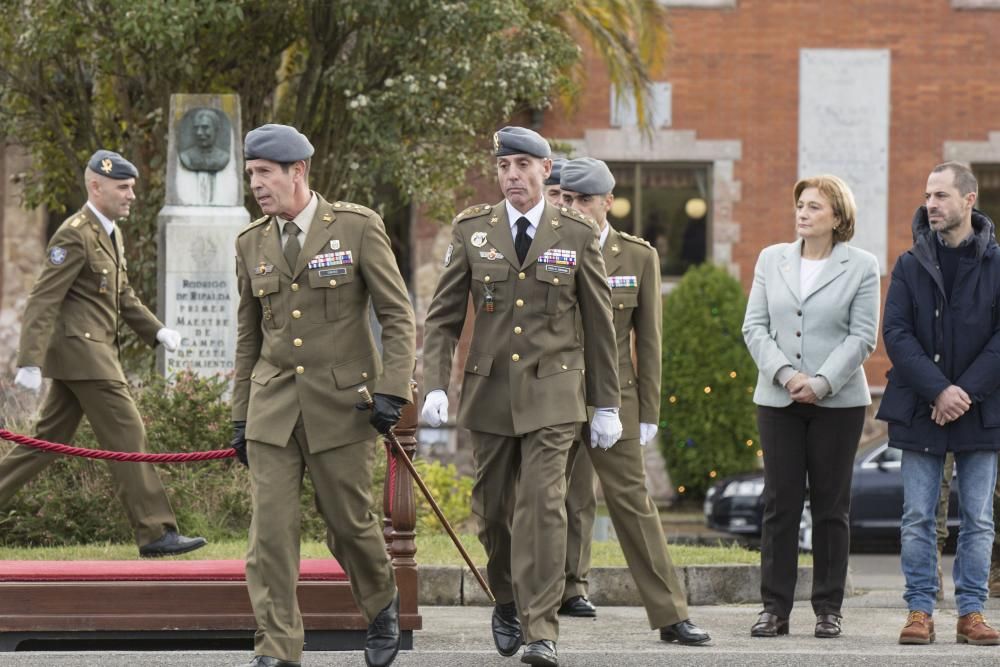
[608,276,638,288]
[256,262,275,275]
[330,240,341,250]
[539,248,576,274]
[99,275,109,294]
[483,283,496,313]
[480,248,504,261]
[471,232,488,248]
[308,250,353,269]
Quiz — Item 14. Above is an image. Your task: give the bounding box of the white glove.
[156,328,182,352]
[639,423,658,446]
[14,366,43,393]
[421,389,449,427]
[590,407,623,450]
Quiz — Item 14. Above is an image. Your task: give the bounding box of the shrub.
[411,459,474,535]
[660,263,760,499]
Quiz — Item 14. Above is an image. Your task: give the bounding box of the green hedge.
[0,371,470,547]
[660,264,760,499]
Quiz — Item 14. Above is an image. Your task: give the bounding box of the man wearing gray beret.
[422,127,622,667]
[232,124,416,667]
[543,158,566,207]
[560,157,711,647]
[2,150,205,558]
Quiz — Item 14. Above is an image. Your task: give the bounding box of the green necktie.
[283,221,301,270]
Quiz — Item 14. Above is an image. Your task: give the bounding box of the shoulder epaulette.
[620,231,652,248]
[238,215,270,237]
[332,200,377,217]
[453,203,493,225]
[67,213,87,229]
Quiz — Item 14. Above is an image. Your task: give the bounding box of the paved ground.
[4,592,1000,667]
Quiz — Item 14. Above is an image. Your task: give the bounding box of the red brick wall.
[539,0,1000,387]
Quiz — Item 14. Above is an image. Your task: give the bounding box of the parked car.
[703,440,961,551]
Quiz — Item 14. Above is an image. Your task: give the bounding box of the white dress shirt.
[86,201,116,237]
[506,197,545,242]
[279,192,318,248]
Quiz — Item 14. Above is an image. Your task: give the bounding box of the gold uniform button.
[628,379,634,385]
[553,278,560,285]
[293,338,303,347]
[617,303,625,310]
[251,373,256,379]
[511,353,520,362]
[484,276,491,283]
[84,332,91,339]
[518,272,526,280]
[102,269,109,275]
[258,289,264,296]
[515,298,524,308]
[291,283,300,291]
[329,279,337,287]
[362,371,369,379]
[514,326,522,335]
[473,365,479,372]
[561,364,568,370]
[296,366,305,374]
[292,309,302,319]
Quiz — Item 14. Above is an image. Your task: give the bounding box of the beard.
[929,210,963,233]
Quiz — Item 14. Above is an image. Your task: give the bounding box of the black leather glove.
[231,420,248,467]
[363,393,408,435]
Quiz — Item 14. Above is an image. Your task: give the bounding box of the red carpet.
[0,559,347,582]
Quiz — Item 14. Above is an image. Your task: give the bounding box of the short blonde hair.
[793,174,857,243]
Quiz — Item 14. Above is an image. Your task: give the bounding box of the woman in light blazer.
[742,175,880,639]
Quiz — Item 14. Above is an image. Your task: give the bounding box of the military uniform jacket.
[423,199,620,436]
[603,227,662,441]
[17,206,162,381]
[232,194,416,452]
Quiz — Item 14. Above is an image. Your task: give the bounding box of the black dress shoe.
[750,611,789,637]
[244,657,300,667]
[138,530,207,557]
[492,601,523,657]
[557,595,597,618]
[660,618,711,645]
[521,639,558,667]
[815,613,842,638]
[365,591,401,667]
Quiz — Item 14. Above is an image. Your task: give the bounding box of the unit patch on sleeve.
[49,247,68,265]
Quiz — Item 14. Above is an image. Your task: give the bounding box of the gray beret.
[544,158,566,186]
[493,126,551,158]
[560,157,616,195]
[87,150,138,180]
[244,123,314,162]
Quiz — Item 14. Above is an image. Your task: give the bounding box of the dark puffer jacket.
[876,206,1000,454]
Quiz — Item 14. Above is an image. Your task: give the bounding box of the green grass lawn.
[0,536,805,566]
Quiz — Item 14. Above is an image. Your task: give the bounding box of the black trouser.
[756,403,866,617]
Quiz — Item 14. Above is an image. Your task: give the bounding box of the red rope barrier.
[0,429,236,463]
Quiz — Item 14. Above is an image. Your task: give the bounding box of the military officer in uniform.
[422,127,622,667]
[231,124,415,667]
[558,157,711,645]
[543,157,600,619]
[2,150,206,558]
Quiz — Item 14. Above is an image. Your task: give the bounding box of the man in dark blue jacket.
[879,161,1000,646]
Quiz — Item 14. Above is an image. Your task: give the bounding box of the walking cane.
[358,386,495,603]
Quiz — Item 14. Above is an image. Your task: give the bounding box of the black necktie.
[514,216,531,265]
[109,228,116,250]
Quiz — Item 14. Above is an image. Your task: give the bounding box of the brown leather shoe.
[750,611,789,638]
[814,613,842,638]
[899,610,935,645]
[957,611,1000,645]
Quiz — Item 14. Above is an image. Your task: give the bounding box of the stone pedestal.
[156,94,249,378]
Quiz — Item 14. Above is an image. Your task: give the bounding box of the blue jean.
[901,449,998,616]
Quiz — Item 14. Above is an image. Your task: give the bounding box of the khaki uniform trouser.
[581,435,688,629]
[937,451,1000,550]
[471,423,577,643]
[563,437,596,601]
[0,379,176,546]
[246,417,395,662]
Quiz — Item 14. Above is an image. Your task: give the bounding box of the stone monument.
[157,94,249,377]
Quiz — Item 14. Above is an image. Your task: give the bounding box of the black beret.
[560,157,616,195]
[545,158,566,186]
[493,126,551,159]
[244,124,315,162]
[87,150,138,180]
